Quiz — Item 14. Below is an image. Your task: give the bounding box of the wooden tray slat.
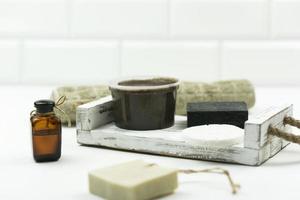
[76,99,292,166]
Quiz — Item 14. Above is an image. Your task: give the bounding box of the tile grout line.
[0,36,294,41]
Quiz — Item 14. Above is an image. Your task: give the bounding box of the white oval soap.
[182,125,244,147]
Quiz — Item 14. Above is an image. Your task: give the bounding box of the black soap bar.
[187,102,248,128]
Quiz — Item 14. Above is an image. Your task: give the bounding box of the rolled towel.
[50,85,110,125]
[51,79,255,125]
[176,79,255,115]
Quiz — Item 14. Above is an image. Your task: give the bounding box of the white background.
[0,0,300,86]
[2,1,300,200]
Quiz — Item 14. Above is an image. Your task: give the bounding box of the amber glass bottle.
[31,100,61,162]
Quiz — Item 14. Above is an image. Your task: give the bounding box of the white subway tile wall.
[0,40,20,83]
[22,40,119,84]
[0,0,299,85]
[272,0,300,38]
[222,41,300,85]
[170,0,269,38]
[0,0,68,36]
[122,41,219,81]
[71,0,168,37]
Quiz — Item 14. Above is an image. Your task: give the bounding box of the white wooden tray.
[76,100,292,166]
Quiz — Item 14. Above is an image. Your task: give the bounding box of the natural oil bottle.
[31,100,61,162]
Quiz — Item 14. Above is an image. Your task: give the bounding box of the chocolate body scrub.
[109,77,179,130]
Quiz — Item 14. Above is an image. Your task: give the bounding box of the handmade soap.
[187,102,248,128]
[89,160,178,200]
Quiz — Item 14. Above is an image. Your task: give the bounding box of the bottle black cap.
[34,100,55,113]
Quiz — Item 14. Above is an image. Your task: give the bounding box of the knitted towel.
[176,79,255,115]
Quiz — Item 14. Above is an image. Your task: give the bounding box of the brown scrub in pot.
[109,77,179,130]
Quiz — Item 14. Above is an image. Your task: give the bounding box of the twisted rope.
[179,167,240,194]
[146,164,240,194]
[284,116,300,129]
[268,116,300,144]
[54,96,72,127]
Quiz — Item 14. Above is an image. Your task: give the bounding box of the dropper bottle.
[30,100,61,162]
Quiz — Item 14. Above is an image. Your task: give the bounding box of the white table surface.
[1,85,300,200]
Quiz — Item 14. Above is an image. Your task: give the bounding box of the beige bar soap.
[88,160,178,200]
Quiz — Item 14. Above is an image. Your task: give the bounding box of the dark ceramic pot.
[109,77,180,130]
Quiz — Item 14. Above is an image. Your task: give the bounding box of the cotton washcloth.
[51,79,255,125]
[182,125,244,147]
